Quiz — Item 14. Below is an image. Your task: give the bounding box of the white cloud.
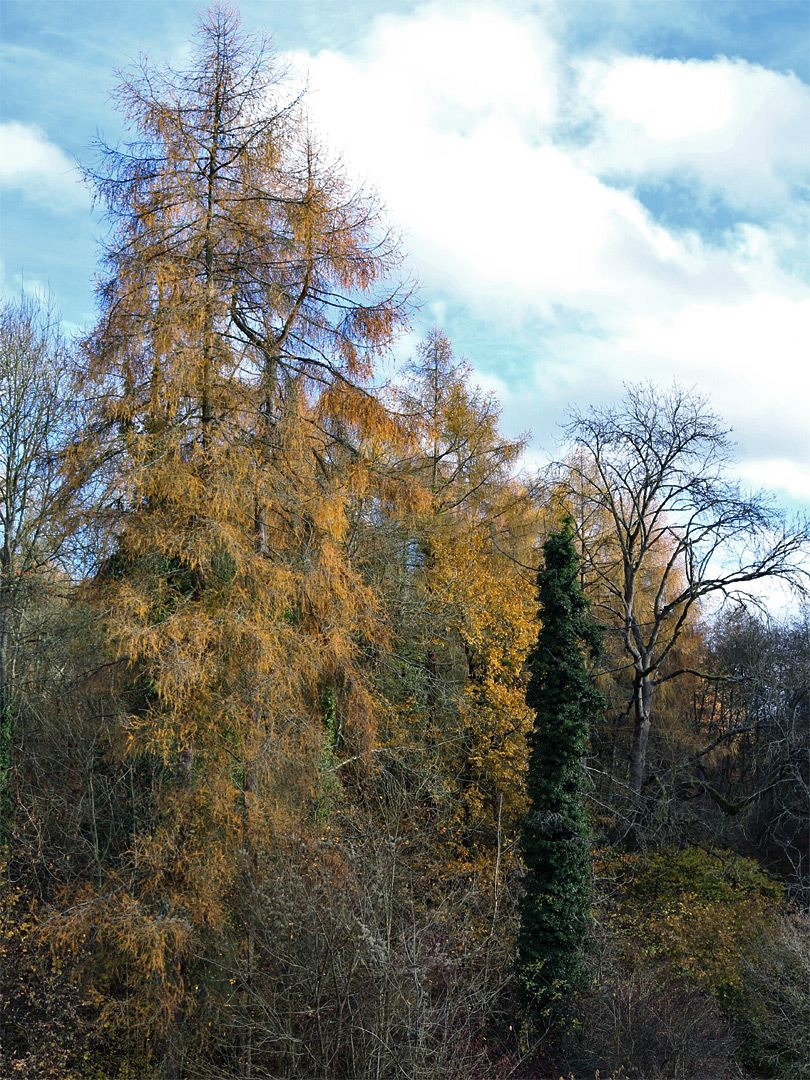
[287,2,809,508]
[607,293,810,473]
[741,459,810,503]
[617,294,809,388]
[295,7,806,308]
[301,6,559,138]
[0,121,88,211]
[576,55,810,213]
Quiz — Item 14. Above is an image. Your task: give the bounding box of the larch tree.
[63,6,410,1072]
[519,522,603,1024]
[388,330,533,844]
[400,329,524,522]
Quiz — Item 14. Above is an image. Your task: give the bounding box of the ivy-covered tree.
[519,522,603,1023]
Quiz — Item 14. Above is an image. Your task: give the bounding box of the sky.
[1,0,809,516]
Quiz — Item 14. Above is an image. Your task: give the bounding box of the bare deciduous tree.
[552,382,808,797]
[0,293,73,829]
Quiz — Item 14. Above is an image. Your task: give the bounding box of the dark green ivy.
[519,521,604,1024]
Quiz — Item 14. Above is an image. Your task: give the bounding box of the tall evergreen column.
[519,522,603,1023]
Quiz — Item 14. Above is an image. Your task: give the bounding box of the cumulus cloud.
[301,6,559,140]
[0,121,87,211]
[575,55,810,214]
[288,3,809,501]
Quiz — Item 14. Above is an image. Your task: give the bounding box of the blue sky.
[1,0,809,515]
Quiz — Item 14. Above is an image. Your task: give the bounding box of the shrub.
[560,954,740,1080]
[593,845,810,1078]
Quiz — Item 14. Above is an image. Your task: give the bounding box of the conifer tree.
[61,7,410,1071]
[519,521,603,1022]
[385,330,533,841]
[76,3,408,813]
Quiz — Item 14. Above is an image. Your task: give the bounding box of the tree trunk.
[254,354,278,556]
[629,671,653,795]
[0,554,12,840]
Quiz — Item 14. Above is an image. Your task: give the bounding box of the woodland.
[1,8,808,1079]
